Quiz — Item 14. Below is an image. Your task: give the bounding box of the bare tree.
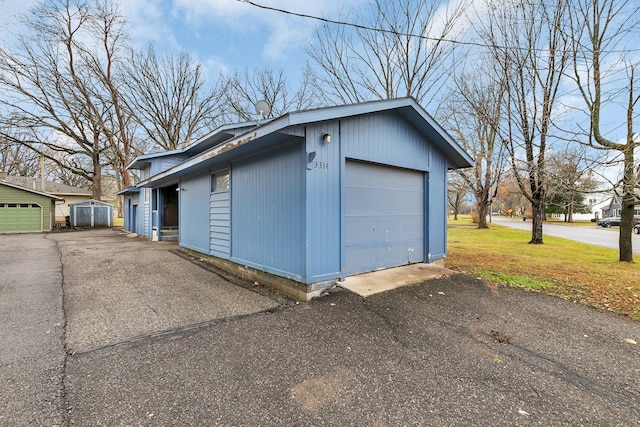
[545,147,600,222]
[447,172,469,221]
[0,124,41,176]
[221,68,316,122]
[0,0,129,199]
[121,46,225,151]
[448,65,507,228]
[84,0,137,192]
[306,0,469,108]
[478,0,570,244]
[567,0,640,261]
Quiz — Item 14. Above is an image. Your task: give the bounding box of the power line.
[236,0,640,54]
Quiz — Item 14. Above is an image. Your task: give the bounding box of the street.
[492,217,640,254]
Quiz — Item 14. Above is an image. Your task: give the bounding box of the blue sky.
[0,0,365,83]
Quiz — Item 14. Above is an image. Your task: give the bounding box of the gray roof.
[126,122,261,170]
[2,175,92,196]
[141,97,474,188]
[115,186,141,195]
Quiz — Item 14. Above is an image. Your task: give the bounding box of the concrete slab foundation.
[339,262,452,297]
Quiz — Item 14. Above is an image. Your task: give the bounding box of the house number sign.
[313,161,329,169]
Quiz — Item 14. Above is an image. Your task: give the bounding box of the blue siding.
[428,150,447,260]
[231,140,305,281]
[339,112,450,267]
[304,123,342,282]
[179,173,211,253]
[150,155,188,176]
[210,189,230,258]
[341,112,430,171]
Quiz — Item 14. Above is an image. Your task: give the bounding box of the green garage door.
[0,204,42,232]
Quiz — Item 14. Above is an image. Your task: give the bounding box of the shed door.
[344,161,424,275]
[0,204,41,232]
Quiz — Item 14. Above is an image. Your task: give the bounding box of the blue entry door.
[344,160,424,275]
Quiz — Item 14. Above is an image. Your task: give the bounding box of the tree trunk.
[529,198,544,244]
[476,189,489,229]
[619,146,635,262]
[92,154,101,201]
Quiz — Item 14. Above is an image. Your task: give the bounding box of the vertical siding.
[231,140,305,281]
[136,190,145,237]
[340,111,452,265]
[179,173,211,253]
[341,112,430,171]
[428,150,447,261]
[123,196,131,231]
[152,155,188,175]
[210,189,230,258]
[304,122,342,281]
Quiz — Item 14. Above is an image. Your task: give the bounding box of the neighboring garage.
[0,181,60,233]
[69,199,113,228]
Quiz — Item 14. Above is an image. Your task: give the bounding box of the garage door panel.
[346,161,423,191]
[346,239,423,273]
[345,161,424,276]
[345,188,423,215]
[345,214,423,244]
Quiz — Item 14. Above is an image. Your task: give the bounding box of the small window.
[31,204,39,208]
[144,188,150,204]
[0,203,5,208]
[211,170,230,193]
[8,203,17,208]
[20,203,29,208]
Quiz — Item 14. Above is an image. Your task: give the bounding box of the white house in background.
[548,191,611,222]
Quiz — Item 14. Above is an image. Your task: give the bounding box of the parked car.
[597,217,621,227]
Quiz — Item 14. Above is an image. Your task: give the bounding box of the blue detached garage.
[125,98,473,300]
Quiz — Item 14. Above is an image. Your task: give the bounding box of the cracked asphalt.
[1,229,639,426]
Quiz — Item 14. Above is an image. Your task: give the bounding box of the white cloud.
[119,0,182,51]
[170,0,364,62]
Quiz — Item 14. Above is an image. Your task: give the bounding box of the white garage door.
[344,161,424,275]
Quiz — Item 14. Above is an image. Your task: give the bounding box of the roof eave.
[0,181,64,200]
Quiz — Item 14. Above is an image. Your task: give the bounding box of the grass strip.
[446,220,640,321]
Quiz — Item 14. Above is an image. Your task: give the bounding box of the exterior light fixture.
[322,133,331,143]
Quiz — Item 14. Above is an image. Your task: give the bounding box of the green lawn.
[446,219,640,321]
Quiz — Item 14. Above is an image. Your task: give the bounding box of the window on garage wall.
[211,170,230,193]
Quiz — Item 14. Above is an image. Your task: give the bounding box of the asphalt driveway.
[48,229,282,354]
[2,228,639,425]
[0,234,65,426]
